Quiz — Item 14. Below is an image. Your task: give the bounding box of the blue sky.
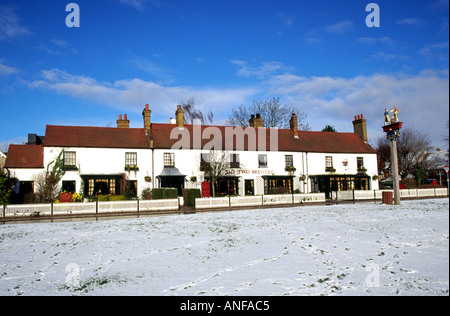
[0,0,449,151]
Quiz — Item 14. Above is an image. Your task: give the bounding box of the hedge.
[151,188,164,200]
[163,188,178,199]
[184,188,201,207]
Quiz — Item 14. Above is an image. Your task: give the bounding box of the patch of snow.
[0,199,448,296]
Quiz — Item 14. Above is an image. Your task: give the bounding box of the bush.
[151,188,164,200]
[140,187,152,200]
[163,188,178,199]
[185,189,201,207]
[109,195,126,201]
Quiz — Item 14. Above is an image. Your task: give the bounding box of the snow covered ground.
[0,198,448,296]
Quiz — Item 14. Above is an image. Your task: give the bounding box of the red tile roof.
[151,123,376,154]
[44,125,150,149]
[5,123,375,169]
[4,145,44,169]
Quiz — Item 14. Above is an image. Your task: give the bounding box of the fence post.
[96,199,98,216]
[352,190,355,203]
[2,205,4,218]
[262,194,264,206]
[137,199,140,213]
[229,195,231,209]
[51,202,53,217]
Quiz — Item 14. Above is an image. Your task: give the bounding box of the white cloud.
[231,60,294,80]
[29,68,258,120]
[324,20,354,34]
[26,66,449,147]
[277,12,295,27]
[397,18,427,26]
[118,0,146,11]
[268,70,449,146]
[0,61,18,76]
[0,5,30,40]
[357,36,393,45]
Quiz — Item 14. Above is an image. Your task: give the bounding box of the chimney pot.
[124,114,127,120]
[361,114,364,119]
[119,114,122,120]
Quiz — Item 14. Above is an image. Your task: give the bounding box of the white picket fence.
[195,193,326,210]
[331,188,448,201]
[2,199,180,218]
[2,188,447,218]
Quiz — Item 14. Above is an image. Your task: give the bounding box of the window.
[63,151,76,167]
[164,153,175,167]
[62,180,76,193]
[230,153,240,168]
[325,156,335,172]
[258,154,267,168]
[357,157,364,169]
[285,155,293,168]
[325,156,333,168]
[125,152,137,167]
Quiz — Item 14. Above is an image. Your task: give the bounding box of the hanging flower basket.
[144,176,151,182]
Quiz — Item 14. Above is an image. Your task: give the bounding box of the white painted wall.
[8,146,379,198]
[44,147,153,195]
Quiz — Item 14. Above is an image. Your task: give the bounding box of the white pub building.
[5,104,379,202]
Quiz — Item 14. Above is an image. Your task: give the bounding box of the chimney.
[352,114,368,143]
[255,114,263,128]
[169,117,176,124]
[142,104,151,132]
[248,114,256,127]
[249,114,263,128]
[175,105,184,128]
[116,114,130,128]
[290,113,299,138]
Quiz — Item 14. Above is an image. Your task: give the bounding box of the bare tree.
[226,97,310,130]
[180,97,214,125]
[375,127,433,180]
[200,150,230,197]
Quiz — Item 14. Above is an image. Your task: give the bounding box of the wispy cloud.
[118,0,146,11]
[324,20,354,34]
[397,18,427,26]
[128,53,175,83]
[420,42,449,60]
[0,5,30,40]
[117,0,161,11]
[231,60,294,80]
[357,36,393,45]
[267,70,449,144]
[0,61,18,76]
[277,12,295,27]
[28,68,258,119]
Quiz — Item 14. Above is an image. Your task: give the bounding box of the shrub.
[151,188,164,200]
[109,195,126,201]
[140,187,152,200]
[163,188,178,199]
[185,189,201,207]
[97,195,110,202]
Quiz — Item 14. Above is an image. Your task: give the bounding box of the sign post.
[444,166,449,196]
[382,107,402,205]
